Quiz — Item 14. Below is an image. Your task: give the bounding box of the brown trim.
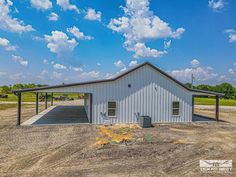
[51,93,53,106]
[36,92,39,114]
[216,96,219,121]
[17,93,21,126]
[12,62,224,97]
[45,93,48,109]
[192,95,194,115]
[90,93,92,124]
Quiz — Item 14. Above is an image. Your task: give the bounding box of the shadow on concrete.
[33,106,89,125]
[192,114,216,122]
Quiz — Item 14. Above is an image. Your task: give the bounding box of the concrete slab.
[192,114,216,122]
[22,105,89,125]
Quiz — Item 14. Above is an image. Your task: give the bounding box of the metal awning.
[191,89,224,97]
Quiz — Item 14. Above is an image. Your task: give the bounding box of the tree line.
[185,83,236,99]
[1,82,236,99]
[0,83,47,94]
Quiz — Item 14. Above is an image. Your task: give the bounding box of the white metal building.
[13,62,223,125]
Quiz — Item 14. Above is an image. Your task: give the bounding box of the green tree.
[215,83,234,99]
[1,86,11,94]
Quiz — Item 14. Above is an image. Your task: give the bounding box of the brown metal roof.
[12,62,224,96]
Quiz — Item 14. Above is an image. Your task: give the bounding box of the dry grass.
[195,107,236,124]
[0,103,45,125]
[95,125,141,148]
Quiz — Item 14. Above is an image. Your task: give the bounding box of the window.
[172,101,180,116]
[107,101,117,117]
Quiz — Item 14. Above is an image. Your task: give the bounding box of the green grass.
[195,97,236,106]
[0,93,36,102]
[0,93,81,102]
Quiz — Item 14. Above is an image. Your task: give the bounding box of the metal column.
[192,95,195,115]
[17,93,21,126]
[45,93,48,109]
[216,96,219,121]
[36,93,39,114]
[51,93,53,106]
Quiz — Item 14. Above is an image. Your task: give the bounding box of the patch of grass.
[0,93,80,102]
[0,93,35,102]
[0,104,30,110]
[144,134,154,143]
[195,97,236,106]
[0,104,17,110]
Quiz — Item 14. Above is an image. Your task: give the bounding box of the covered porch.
[22,105,89,125]
[191,89,224,122]
[13,90,93,126]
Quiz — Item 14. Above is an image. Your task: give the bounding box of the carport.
[21,105,89,125]
[13,86,93,125]
[191,89,224,122]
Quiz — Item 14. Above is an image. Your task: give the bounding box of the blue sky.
[0,0,235,85]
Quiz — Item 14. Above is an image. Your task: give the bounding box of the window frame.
[107,101,117,117]
[172,101,180,116]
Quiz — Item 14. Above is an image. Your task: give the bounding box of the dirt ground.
[0,104,235,177]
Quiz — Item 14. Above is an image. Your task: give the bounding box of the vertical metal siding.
[38,65,193,124]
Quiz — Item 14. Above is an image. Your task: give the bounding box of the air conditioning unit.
[139,116,151,128]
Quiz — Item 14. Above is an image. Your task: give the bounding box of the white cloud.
[105,73,113,79]
[120,67,127,72]
[225,29,234,33]
[67,26,93,40]
[170,67,218,83]
[169,60,218,83]
[133,42,166,58]
[30,0,52,10]
[48,12,59,21]
[208,0,224,11]
[229,34,236,43]
[171,28,185,39]
[164,40,171,49]
[218,75,227,82]
[191,59,200,68]
[41,70,48,75]
[37,69,49,79]
[71,66,83,72]
[12,55,28,66]
[52,71,62,79]
[53,63,66,70]
[228,62,236,75]
[0,0,34,33]
[44,30,78,55]
[43,59,48,64]
[0,71,7,77]
[56,0,79,13]
[0,37,17,51]
[129,60,138,67]
[228,68,234,74]
[97,63,101,66]
[9,73,26,80]
[108,0,185,58]
[114,60,125,68]
[84,8,102,21]
[225,29,236,43]
[81,71,100,78]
